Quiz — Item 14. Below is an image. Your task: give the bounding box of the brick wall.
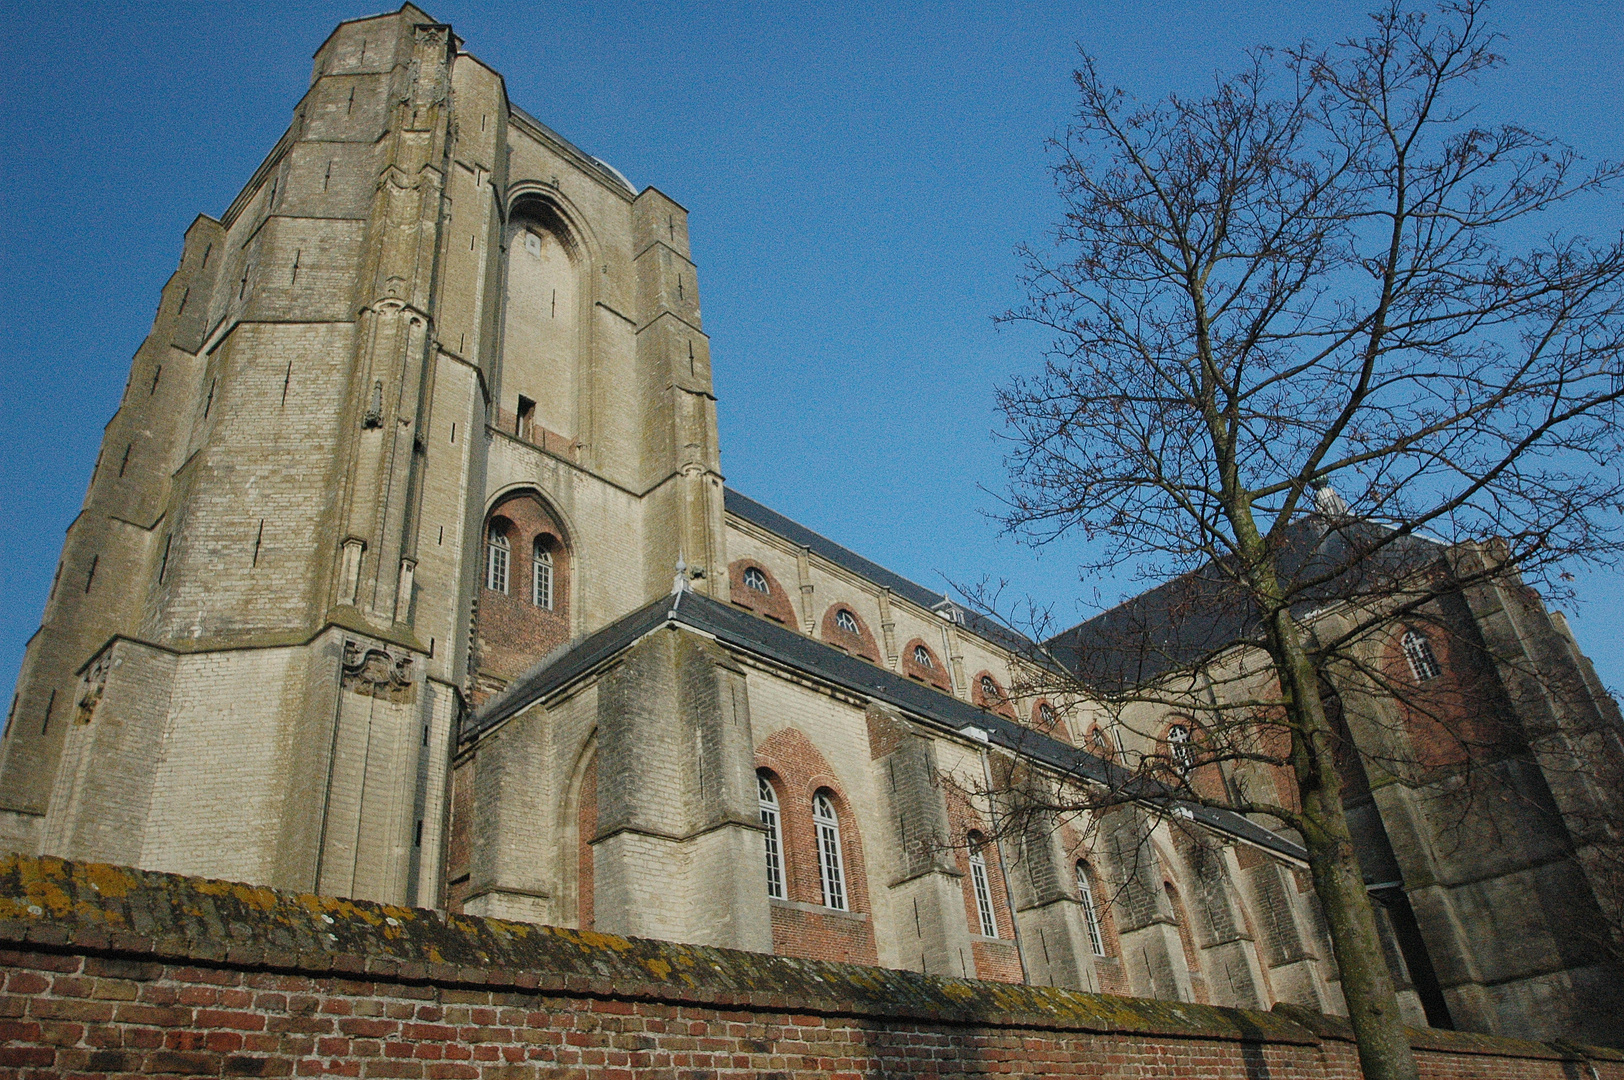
[2,856,1622,1080]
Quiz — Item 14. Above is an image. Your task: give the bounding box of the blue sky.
[2,1,1621,697]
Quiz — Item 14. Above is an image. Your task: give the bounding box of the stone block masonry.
[2,855,1620,1079]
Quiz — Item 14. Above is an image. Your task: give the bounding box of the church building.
[3,4,1620,1050]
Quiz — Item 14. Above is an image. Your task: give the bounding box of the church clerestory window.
[913,644,934,669]
[835,608,859,635]
[1403,630,1442,682]
[1076,861,1107,955]
[813,792,847,911]
[742,566,769,593]
[1167,723,1195,770]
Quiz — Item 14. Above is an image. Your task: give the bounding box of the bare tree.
[992,3,1624,1077]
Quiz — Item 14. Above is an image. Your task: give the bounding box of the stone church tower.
[5,3,1622,1050]
[0,5,723,909]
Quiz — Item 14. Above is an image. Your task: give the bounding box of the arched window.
[1090,727,1112,759]
[1402,630,1442,682]
[758,774,785,901]
[1038,702,1056,727]
[968,834,998,938]
[812,792,847,910]
[1167,724,1195,770]
[980,675,1001,702]
[532,541,553,609]
[742,566,770,593]
[485,527,509,594]
[913,644,935,670]
[834,608,860,634]
[1076,861,1106,956]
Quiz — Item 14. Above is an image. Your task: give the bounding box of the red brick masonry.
[1,855,1619,1079]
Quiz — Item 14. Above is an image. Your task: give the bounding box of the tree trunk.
[1268,606,1420,1080]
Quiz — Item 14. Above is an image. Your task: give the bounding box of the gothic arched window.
[1167,723,1195,770]
[835,608,860,634]
[485,527,509,594]
[758,774,785,901]
[968,834,998,938]
[813,792,847,911]
[1403,630,1442,682]
[980,675,1000,702]
[1076,861,1106,956]
[742,566,770,593]
[913,644,935,670]
[532,541,553,609]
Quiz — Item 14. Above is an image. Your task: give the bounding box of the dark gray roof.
[462,587,1307,863]
[1044,518,1446,691]
[723,488,1032,653]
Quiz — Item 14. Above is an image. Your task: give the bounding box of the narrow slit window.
[1076,862,1106,956]
[969,837,998,938]
[485,528,509,594]
[759,774,785,900]
[516,396,535,441]
[532,542,553,610]
[1403,630,1442,682]
[813,792,847,911]
[118,444,131,478]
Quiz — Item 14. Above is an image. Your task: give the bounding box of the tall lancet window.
[532,541,553,609]
[1076,861,1106,956]
[968,834,998,938]
[813,792,847,911]
[485,528,509,594]
[759,774,785,900]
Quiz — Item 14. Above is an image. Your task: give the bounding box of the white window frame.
[980,675,1000,702]
[1076,862,1106,956]
[1403,630,1442,682]
[835,608,859,634]
[485,530,509,594]
[813,792,847,911]
[532,543,553,609]
[759,774,785,901]
[913,644,934,670]
[969,842,998,938]
[743,566,770,593]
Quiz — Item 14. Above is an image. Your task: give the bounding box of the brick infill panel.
[2,855,1621,1080]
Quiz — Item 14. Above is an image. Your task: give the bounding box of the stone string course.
[0,855,1618,1079]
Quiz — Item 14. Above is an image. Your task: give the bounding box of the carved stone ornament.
[76,650,113,725]
[341,640,415,703]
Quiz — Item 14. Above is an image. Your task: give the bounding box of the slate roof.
[723,488,1033,653]
[1042,518,1447,691]
[462,587,1308,864]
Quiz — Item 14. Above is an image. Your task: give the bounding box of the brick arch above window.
[820,604,881,664]
[727,558,797,624]
[901,637,952,693]
[472,491,572,703]
[972,671,1017,719]
[1031,699,1068,740]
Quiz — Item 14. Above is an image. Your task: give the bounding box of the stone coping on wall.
[1,854,1618,1067]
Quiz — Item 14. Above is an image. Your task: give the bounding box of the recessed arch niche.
[499,197,583,446]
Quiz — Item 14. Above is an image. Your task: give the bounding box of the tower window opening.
[813,792,847,911]
[1403,630,1443,682]
[742,566,769,593]
[835,608,859,635]
[532,542,553,610]
[118,444,131,478]
[968,836,998,938]
[84,555,98,593]
[1076,862,1106,956]
[516,396,535,441]
[485,528,509,594]
[759,774,785,900]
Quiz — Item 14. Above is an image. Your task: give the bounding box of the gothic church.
[4,4,1622,1051]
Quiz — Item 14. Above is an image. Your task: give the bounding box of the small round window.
[742,566,770,593]
[835,608,859,634]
